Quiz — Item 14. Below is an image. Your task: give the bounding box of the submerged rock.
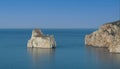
[85,20,120,53]
[27,29,56,48]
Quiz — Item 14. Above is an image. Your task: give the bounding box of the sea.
[0,29,120,69]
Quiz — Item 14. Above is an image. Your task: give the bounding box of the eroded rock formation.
[27,29,56,48]
[85,20,120,53]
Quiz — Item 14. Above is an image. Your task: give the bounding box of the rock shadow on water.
[85,46,120,69]
[27,48,55,69]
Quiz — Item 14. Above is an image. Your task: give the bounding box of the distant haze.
[0,0,119,28]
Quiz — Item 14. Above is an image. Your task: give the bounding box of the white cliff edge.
[85,20,120,53]
[27,29,56,48]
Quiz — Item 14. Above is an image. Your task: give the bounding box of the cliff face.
[27,29,56,48]
[85,20,120,53]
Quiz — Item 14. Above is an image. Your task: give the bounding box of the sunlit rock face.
[85,20,120,53]
[27,29,56,48]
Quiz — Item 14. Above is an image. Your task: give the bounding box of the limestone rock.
[85,20,120,53]
[27,29,56,48]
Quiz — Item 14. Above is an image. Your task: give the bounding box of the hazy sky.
[0,0,119,28]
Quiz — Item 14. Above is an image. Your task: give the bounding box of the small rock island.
[27,29,56,48]
[85,20,120,53]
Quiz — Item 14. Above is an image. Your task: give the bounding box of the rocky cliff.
[85,20,120,53]
[27,29,56,48]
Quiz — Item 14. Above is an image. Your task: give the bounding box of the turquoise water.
[0,29,120,69]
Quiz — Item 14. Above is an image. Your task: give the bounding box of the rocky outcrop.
[27,29,56,48]
[85,20,120,53]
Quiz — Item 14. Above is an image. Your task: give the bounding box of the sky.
[0,0,119,28]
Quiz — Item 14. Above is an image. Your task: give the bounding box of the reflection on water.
[86,46,120,69]
[27,48,55,69]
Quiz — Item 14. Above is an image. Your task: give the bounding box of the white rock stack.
[27,29,56,48]
[85,20,120,53]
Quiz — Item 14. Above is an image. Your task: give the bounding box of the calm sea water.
[0,29,120,69]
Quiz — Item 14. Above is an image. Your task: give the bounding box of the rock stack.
[85,20,120,53]
[27,29,56,48]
